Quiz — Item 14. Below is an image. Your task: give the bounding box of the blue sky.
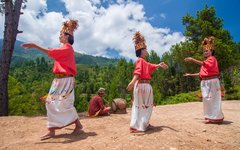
[139,0,239,42]
[0,0,239,60]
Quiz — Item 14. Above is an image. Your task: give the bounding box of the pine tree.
[0,0,25,116]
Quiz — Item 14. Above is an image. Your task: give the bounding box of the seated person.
[88,88,111,117]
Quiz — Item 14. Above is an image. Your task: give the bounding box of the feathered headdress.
[61,19,79,36]
[133,31,147,51]
[202,36,215,51]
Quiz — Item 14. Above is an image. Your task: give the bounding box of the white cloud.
[0,15,4,37]
[160,13,166,19]
[19,7,64,47]
[89,0,101,5]
[24,0,47,15]
[2,0,185,61]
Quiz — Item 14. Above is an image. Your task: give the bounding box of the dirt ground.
[0,100,240,150]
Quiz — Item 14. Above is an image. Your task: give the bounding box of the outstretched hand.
[21,43,37,49]
[183,73,191,77]
[159,62,168,69]
[184,57,193,62]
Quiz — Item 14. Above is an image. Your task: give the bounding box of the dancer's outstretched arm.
[183,73,199,77]
[21,43,49,54]
[184,57,203,66]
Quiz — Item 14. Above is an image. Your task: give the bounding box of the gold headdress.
[133,31,147,51]
[61,19,79,36]
[202,36,215,51]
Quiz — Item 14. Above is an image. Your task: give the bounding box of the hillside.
[0,40,118,66]
[0,101,240,150]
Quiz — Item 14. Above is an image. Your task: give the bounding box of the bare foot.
[78,124,83,130]
[130,127,141,133]
[40,131,55,140]
[74,119,83,130]
[147,124,154,130]
[203,120,210,123]
[71,128,82,135]
[71,120,83,135]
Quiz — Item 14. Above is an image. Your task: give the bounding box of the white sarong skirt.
[130,82,154,131]
[45,77,79,129]
[201,78,224,121]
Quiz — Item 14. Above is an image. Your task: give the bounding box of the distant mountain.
[0,39,118,66]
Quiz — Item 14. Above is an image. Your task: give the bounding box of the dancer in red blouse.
[22,20,83,139]
[184,36,224,123]
[127,31,168,132]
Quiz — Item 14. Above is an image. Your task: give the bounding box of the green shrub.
[225,85,240,100]
[159,91,200,105]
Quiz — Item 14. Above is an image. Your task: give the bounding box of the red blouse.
[48,43,76,76]
[88,95,105,116]
[199,56,219,78]
[133,58,157,80]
